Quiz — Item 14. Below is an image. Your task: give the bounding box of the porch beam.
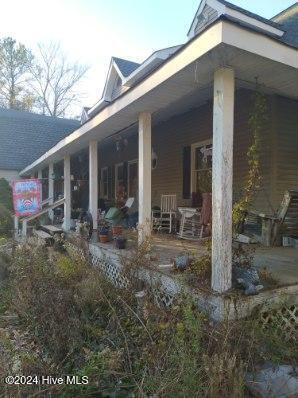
[89,140,98,242]
[63,155,71,231]
[138,112,152,243]
[211,67,235,293]
[48,163,54,221]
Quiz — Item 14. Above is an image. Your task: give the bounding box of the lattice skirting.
[69,241,298,326]
[260,303,297,341]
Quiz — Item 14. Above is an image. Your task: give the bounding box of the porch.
[90,232,298,287]
[19,19,298,297]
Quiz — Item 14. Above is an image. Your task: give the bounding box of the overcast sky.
[1,0,295,116]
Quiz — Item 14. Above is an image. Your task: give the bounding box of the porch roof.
[20,18,298,175]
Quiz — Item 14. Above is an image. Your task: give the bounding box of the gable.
[193,3,219,36]
[188,0,284,40]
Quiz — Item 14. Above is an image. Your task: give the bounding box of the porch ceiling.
[21,20,298,175]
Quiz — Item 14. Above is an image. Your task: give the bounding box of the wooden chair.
[152,194,177,233]
[247,190,298,246]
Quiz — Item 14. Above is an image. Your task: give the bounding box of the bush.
[1,240,296,397]
[0,204,13,237]
[0,178,12,211]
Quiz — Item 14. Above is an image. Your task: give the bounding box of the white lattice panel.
[260,304,297,340]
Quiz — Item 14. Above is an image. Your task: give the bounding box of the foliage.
[0,241,295,397]
[197,168,212,193]
[233,90,268,233]
[0,37,34,110]
[186,239,212,287]
[29,42,88,117]
[0,178,13,211]
[0,204,13,237]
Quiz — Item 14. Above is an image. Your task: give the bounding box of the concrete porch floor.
[93,231,298,287]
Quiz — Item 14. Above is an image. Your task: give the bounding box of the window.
[191,140,212,193]
[128,160,138,197]
[115,163,124,197]
[101,167,109,199]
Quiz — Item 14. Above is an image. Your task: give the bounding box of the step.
[41,225,63,235]
[34,229,53,241]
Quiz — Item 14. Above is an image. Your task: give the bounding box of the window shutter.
[182,146,191,199]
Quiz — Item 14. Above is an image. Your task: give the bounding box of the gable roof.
[112,57,140,78]
[188,0,284,39]
[272,2,298,48]
[0,108,80,171]
[217,0,281,28]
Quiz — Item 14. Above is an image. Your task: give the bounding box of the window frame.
[190,139,212,194]
[100,166,109,199]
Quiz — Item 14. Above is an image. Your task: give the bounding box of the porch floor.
[95,232,298,287]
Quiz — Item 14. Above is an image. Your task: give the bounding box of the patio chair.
[178,207,204,240]
[152,194,177,233]
[247,190,298,246]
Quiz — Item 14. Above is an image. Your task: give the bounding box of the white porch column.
[89,140,98,242]
[38,169,42,201]
[211,67,235,293]
[63,155,71,231]
[48,163,54,221]
[138,112,152,243]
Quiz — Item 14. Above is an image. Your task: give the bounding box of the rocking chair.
[152,194,177,233]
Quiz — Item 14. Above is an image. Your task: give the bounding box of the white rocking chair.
[152,194,177,233]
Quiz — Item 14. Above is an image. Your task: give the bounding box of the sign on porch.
[12,179,41,217]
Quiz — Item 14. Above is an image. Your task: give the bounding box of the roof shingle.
[112,57,140,78]
[0,108,79,171]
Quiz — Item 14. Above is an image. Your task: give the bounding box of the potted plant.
[114,235,127,249]
[99,227,109,243]
[99,225,109,243]
[112,225,123,237]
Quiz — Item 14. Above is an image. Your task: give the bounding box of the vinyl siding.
[194,5,218,36]
[272,96,298,211]
[97,89,294,214]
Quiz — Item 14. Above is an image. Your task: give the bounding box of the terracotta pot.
[112,225,123,237]
[99,235,109,243]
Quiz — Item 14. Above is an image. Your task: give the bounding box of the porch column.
[48,163,54,221]
[63,155,71,231]
[211,67,235,293]
[138,112,152,243]
[89,140,98,242]
[38,169,42,201]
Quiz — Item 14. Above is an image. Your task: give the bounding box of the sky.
[0,0,296,116]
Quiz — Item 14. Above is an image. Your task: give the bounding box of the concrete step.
[41,225,63,235]
[34,229,53,241]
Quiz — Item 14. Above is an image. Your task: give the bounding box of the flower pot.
[114,236,126,249]
[112,225,123,237]
[99,234,109,243]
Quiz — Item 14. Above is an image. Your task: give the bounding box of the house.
[19,0,298,293]
[0,108,79,182]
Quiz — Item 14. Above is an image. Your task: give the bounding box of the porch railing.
[17,197,65,238]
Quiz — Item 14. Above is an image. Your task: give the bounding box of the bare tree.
[0,37,34,110]
[30,43,88,117]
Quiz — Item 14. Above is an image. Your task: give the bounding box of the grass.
[0,239,296,397]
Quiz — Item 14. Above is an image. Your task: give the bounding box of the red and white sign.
[12,179,41,217]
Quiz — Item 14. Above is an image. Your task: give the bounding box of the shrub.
[0,204,13,237]
[2,240,296,397]
[0,178,12,211]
